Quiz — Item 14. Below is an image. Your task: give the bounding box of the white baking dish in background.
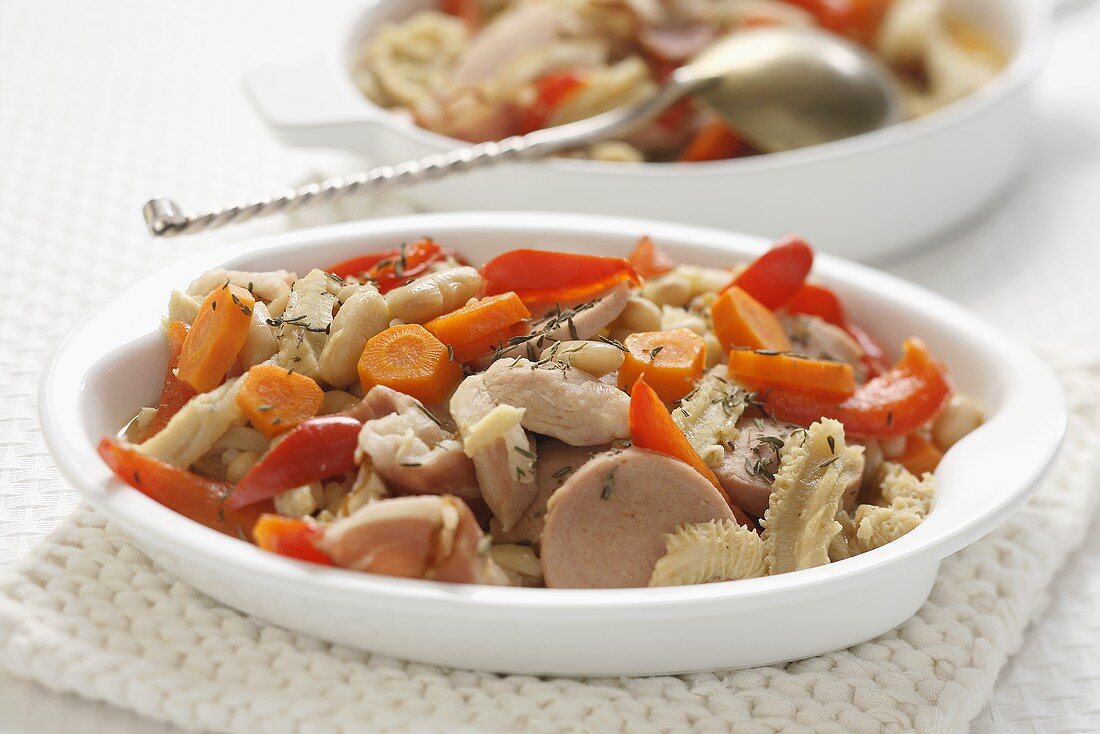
[40,213,1063,675]
[244,0,1049,261]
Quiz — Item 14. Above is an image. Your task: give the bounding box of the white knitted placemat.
[0,355,1095,734]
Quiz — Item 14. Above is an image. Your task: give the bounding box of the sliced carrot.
[628,377,753,526]
[358,324,464,404]
[678,118,743,162]
[449,325,514,363]
[896,433,943,476]
[617,329,706,402]
[711,286,792,352]
[423,292,530,362]
[236,364,325,438]
[141,321,197,441]
[252,514,334,566]
[177,284,255,393]
[728,349,856,401]
[628,235,675,279]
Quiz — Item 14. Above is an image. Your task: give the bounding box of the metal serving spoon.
[144,26,901,237]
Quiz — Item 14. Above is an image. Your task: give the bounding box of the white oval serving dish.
[40,213,1064,676]
[244,0,1049,261]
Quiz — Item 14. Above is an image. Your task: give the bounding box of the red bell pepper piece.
[519,70,586,134]
[628,236,675,280]
[781,282,887,377]
[440,0,482,30]
[252,514,335,565]
[726,235,814,309]
[98,438,270,539]
[481,249,640,305]
[326,239,461,294]
[141,321,198,441]
[678,119,743,162]
[759,338,952,439]
[227,416,362,509]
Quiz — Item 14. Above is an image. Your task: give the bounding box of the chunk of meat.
[493,281,629,361]
[317,495,504,584]
[540,448,735,588]
[490,440,608,547]
[715,413,862,518]
[480,358,629,446]
[357,386,480,508]
[450,374,538,531]
[188,268,297,305]
[780,314,867,382]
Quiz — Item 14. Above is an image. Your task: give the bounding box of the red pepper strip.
[628,236,675,280]
[519,70,586,134]
[440,0,482,30]
[252,514,335,565]
[678,119,743,162]
[759,338,951,439]
[783,0,889,41]
[228,416,363,509]
[98,438,270,539]
[781,282,887,377]
[327,239,462,294]
[481,249,640,305]
[141,321,197,441]
[726,235,814,309]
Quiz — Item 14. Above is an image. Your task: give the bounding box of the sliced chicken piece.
[451,2,577,86]
[490,440,609,547]
[493,281,630,361]
[188,268,297,305]
[779,313,866,381]
[450,374,538,531]
[540,448,735,588]
[317,495,506,584]
[717,411,864,521]
[273,269,337,380]
[480,358,629,446]
[357,386,480,508]
[138,377,245,468]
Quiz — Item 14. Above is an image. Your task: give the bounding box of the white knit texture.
[0,356,1095,734]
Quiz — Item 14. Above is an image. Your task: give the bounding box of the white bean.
[880,435,906,458]
[642,274,692,307]
[320,390,361,415]
[225,450,260,484]
[703,333,724,369]
[384,266,482,323]
[619,296,662,333]
[932,394,983,450]
[319,287,389,387]
[238,301,277,369]
[540,340,625,378]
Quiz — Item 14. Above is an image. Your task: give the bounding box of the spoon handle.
[142,84,686,237]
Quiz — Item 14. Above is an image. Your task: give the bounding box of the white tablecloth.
[1,0,1098,731]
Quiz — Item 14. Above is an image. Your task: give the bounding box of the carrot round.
[177,284,255,393]
[628,377,753,526]
[896,433,943,476]
[617,328,706,402]
[358,324,464,404]
[142,321,197,441]
[423,292,530,363]
[728,349,856,401]
[628,236,675,280]
[711,286,792,352]
[236,364,325,438]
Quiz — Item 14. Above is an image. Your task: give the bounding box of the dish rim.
[39,212,1065,617]
[323,0,1049,176]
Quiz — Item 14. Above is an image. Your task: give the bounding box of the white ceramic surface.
[244,0,1049,261]
[39,213,1064,676]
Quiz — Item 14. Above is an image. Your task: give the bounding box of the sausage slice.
[540,448,734,588]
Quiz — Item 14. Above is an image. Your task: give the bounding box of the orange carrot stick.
[728,348,856,401]
[358,324,464,404]
[177,284,255,393]
[896,433,943,476]
[617,328,706,402]
[423,292,530,362]
[236,364,325,438]
[711,286,792,352]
